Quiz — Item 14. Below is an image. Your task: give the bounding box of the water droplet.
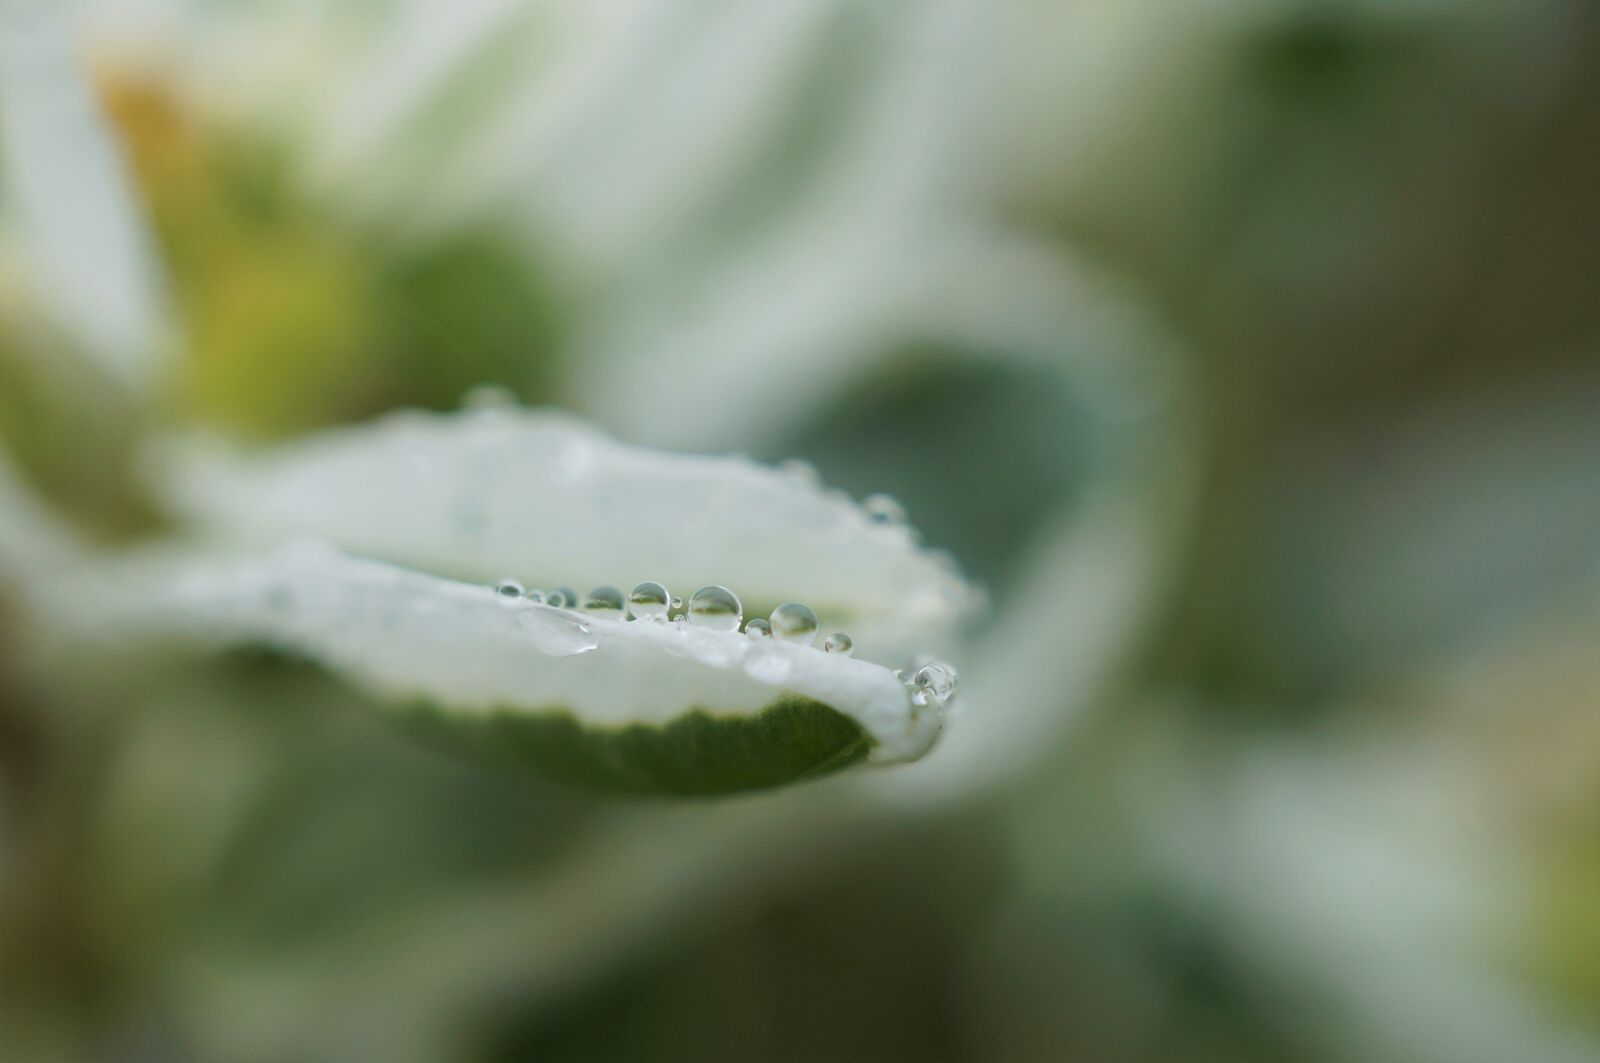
[462,383,517,411]
[516,608,598,656]
[778,458,820,486]
[670,596,683,610]
[769,602,818,646]
[581,585,625,618]
[525,588,547,604]
[687,585,742,632]
[548,586,577,609]
[494,578,525,600]
[823,633,853,656]
[864,492,906,525]
[673,613,686,624]
[912,662,957,702]
[744,618,772,639]
[628,581,670,621]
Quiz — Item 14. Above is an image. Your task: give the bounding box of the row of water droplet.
[494,579,855,656]
[492,577,956,705]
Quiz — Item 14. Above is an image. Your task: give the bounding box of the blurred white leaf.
[0,445,83,581]
[0,0,169,392]
[48,542,940,791]
[150,406,980,663]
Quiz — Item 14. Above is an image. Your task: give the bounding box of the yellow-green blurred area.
[2,1,1600,1061]
[106,79,564,439]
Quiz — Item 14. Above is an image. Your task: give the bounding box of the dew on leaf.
[769,602,818,646]
[778,458,820,487]
[912,662,957,703]
[628,581,670,621]
[687,585,742,632]
[863,492,907,525]
[581,585,625,618]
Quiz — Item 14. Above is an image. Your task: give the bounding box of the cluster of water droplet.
[491,577,857,657]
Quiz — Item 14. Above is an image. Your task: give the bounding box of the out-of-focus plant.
[0,5,1199,1056]
[0,3,1003,801]
[3,1,1599,1061]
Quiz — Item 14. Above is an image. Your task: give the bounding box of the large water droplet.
[581,585,625,618]
[823,633,853,656]
[494,578,525,600]
[516,609,598,656]
[628,581,670,621]
[769,602,818,646]
[912,662,957,702]
[864,493,907,525]
[687,585,742,632]
[744,618,772,639]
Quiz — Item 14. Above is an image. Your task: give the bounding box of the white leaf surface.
[54,542,940,765]
[150,407,979,663]
[0,0,169,392]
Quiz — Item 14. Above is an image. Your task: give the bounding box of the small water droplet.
[823,633,853,656]
[912,662,957,702]
[673,613,686,624]
[864,492,907,525]
[494,578,525,600]
[462,383,517,411]
[581,585,625,618]
[744,618,772,639]
[525,588,547,604]
[778,458,820,486]
[548,586,577,609]
[628,581,670,621]
[687,585,742,632]
[670,596,683,610]
[769,602,818,646]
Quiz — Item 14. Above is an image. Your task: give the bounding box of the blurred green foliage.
[3,3,1600,1061]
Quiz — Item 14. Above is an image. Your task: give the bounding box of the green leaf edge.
[397,694,874,797]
